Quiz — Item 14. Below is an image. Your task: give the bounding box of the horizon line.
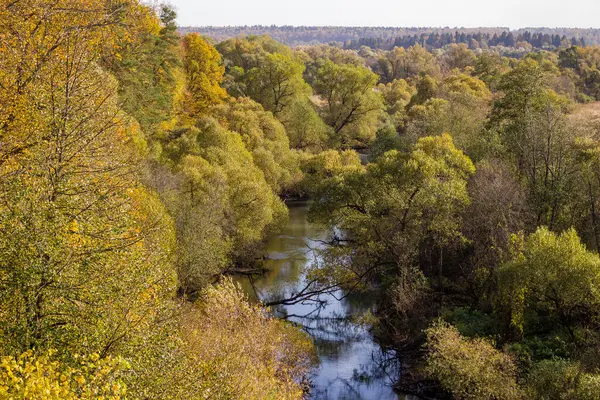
[180,25,600,30]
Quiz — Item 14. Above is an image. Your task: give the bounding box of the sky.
[168,0,600,29]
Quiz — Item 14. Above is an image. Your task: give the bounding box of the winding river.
[236,201,417,400]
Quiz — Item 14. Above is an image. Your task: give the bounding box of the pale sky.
[169,0,599,29]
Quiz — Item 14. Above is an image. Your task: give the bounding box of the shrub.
[425,321,521,400]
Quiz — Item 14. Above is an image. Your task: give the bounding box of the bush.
[180,279,318,400]
[526,359,600,400]
[425,321,521,400]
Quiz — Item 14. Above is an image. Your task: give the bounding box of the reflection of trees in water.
[360,349,401,385]
[290,309,367,342]
[290,305,402,400]
[309,348,401,400]
[309,355,401,399]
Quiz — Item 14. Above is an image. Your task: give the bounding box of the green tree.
[559,46,600,101]
[491,59,577,229]
[217,35,309,116]
[441,43,477,71]
[314,60,384,148]
[162,118,287,269]
[404,73,493,161]
[526,359,600,400]
[425,321,522,400]
[378,45,441,83]
[308,134,474,314]
[245,52,311,115]
[473,51,511,91]
[498,227,600,340]
[213,97,301,193]
[102,4,182,138]
[377,78,415,131]
[279,97,332,151]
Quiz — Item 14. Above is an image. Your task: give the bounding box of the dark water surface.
[236,201,418,400]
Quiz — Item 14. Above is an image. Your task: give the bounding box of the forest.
[182,26,600,48]
[2,1,600,399]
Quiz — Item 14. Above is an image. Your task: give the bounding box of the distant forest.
[180,26,600,49]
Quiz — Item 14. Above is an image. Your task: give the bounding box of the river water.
[236,201,417,400]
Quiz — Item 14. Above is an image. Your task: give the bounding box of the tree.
[425,321,522,400]
[473,51,511,91]
[214,97,303,193]
[0,350,128,399]
[182,33,227,116]
[404,73,493,159]
[308,134,474,315]
[559,46,600,101]
[0,0,133,170]
[570,112,600,251]
[460,159,529,304]
[526,359,600,400]
[161,118,287,270]
[245,52,310,115]
[378,45,441,83]
[491,59,578,230]
[279,97,332,151]
[217,35,310,116]
[377,78,415,131]
[498,227,600,340]
[217,35,291,72]
[438,73,492,159]
[102,3,182,137]
[441,43,477,71]
[314,59,384,147]
[0,4,178,388]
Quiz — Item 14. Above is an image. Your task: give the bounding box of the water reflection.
[236,201,415,400]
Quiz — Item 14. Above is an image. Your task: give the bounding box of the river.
[236,201,418,400]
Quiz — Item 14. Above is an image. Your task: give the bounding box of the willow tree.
[216,36,310,114]
[102,3,182,137]
[405,73,492,160]
[498,227,600,340]
[308,134,474,314]
[160,117,288,286]
[213,97,301,193]
[314,59,384,148]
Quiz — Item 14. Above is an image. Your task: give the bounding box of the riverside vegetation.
[3,2,600,399]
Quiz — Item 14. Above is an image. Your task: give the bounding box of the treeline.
[346,30,589,51]
[180,26,507,46]
[183,25,600,48]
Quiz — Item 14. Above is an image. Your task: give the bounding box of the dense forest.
[345,30,590,51]
[3,1,600,399]
[182,25,600,48]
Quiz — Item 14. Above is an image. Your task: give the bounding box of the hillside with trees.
[3,1,600,399]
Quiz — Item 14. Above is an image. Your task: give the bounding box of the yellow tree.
[0,0,138,169]
[182,33,227,116]
[0,0,177,373]
[181,279,317,400]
